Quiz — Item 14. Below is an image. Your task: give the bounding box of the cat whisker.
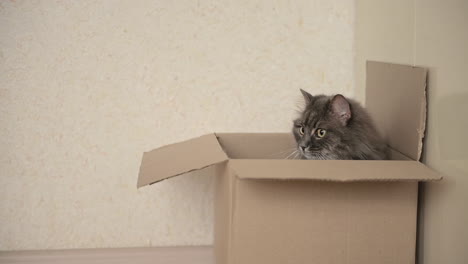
[284,151,295,160]
[291,154,298,160]
[266,147,297,159]
[269,148,293,155]
[291,152,300,160]
[285,150,298,160]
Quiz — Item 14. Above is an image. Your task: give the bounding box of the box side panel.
[231,180,418,264]
[366,62,427,161]
[389,147,412,161]
[216,133,296,159]
[214,163,235,264]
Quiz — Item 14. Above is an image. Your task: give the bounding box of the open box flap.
[366,61,427,161]
[137,134,228,187]
[230,159,442,182]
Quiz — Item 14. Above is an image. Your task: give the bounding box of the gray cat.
[292,89,388,160]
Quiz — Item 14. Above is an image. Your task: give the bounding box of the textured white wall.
[0,0,354,250]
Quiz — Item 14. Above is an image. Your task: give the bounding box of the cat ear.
[330,94,351,126]
[300,89,313,104]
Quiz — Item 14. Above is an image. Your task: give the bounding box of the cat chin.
[298,147,339,160]
[302,152,338,160]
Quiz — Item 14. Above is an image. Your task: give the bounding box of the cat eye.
[316,128,326,138]
[299,126,305,135]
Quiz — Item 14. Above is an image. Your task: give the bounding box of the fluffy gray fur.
[292,89,388,160]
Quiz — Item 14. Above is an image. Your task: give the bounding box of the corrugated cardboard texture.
[231,180,418,264]
[230,159,441,181]
[366,61,427,161]
[138,134,227,187]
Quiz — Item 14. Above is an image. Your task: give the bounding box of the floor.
[0,246,214,264]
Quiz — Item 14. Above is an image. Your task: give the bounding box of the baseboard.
[0,246,213,264]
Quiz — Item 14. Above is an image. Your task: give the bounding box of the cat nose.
[300,146,307,151]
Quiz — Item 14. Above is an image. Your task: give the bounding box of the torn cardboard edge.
[366,61,428,161]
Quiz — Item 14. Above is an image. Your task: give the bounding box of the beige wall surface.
[0,1,355,250]
[355,0,414,104]
[356,0,468,263]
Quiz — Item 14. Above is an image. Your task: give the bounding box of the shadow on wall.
[437,93,468,162]
[418,91,468,264]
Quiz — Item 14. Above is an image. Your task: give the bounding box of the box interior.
[216,132,409,161]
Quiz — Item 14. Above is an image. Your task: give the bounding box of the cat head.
[292,89,352,160]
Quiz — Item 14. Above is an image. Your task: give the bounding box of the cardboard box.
[137,62,442,264]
